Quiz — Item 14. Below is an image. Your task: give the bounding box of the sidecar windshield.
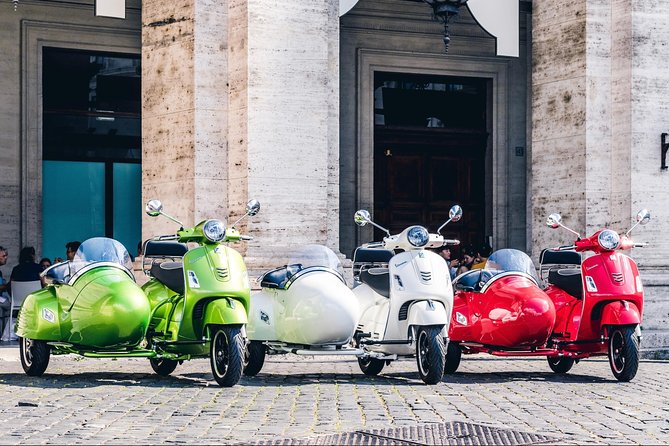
[71,237,135,276]
[287,244,344,276]
[484,249,539,282]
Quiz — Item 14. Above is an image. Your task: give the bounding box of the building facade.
[1,0,667,352]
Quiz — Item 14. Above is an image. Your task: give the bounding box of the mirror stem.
[369,221,391,237]
[437,218,452,235]
[161,212,184,227]
[625,221,640,237]
[560,224,581,239]
[230,212,250,229]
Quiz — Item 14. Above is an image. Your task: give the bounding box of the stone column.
[142,0,341,268]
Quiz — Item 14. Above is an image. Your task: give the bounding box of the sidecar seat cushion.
[143,240,188,258]
[360,267,390,298]
[260,264,303,290]
[453,270,482,292]
[548,268,583,299]
[151,261,185,295]
[540,249,581,266]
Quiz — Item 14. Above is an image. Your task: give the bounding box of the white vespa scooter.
[243,244,361,376]
[351,206,462,384]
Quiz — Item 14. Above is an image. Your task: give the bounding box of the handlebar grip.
[554,245,576,251]
[634,242,648,248]
[240,235,253,241]
[154,235,178,241]
[443,239,460,246]
[365,242,384,248]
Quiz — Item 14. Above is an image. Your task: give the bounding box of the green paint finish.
[203,299,248,326]
[15,287,62,340]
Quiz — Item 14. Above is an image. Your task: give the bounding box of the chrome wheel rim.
[21,337,33,367]
[213,330,229,378]
[610,330,625,374]
[417,331,429,376]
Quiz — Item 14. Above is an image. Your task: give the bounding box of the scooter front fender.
[203,298,248,327]
[601,301,641,327]
[407,300,448,330]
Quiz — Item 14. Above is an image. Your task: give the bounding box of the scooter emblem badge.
[456,312,467,325]
[42,308,55,323]
[260,310,271,325]
[188,270,200,288]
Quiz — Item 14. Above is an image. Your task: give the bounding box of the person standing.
[65,241,81,261]
[0,246,10,339]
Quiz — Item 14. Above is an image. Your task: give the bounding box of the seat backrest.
[539,249,581,282]
[352,247,394,281]
[11,280,42,311]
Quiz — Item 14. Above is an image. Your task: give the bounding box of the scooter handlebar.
[442,239,460,246]
[153,235,179,241]
[239,235,253,241]
[553,244,576,251]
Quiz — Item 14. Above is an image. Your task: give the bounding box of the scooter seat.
[548,268,583,299]
[151,261,185,295]
[260,264,303,290]
[360,267,390,298]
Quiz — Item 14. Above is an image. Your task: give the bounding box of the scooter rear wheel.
[358,357,385,376]
[243,341,266,377]
[547,356,574,374]
[416,326,446,385]
[210,325,244,387]
[19,337,50,377]
[149,358,178,376]
[444,341,462,374]
[608,326,639,382]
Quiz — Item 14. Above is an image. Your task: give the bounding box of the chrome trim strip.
[478,271,539,294]
[67,262,135,285]
[283,266,345,289]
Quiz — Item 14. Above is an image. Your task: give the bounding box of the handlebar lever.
[634,242,648,248]
[240,235,253,241]
[554,244,576,251]
[364,242,384,248]
[442,239,461,246]
[153,235,179,241]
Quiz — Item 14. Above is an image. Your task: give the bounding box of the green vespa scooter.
[16,199,260,387]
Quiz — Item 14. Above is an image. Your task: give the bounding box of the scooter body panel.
[450,274,556,348]
[248,271,358,345]
[355,250,452,356]
[600,301,641,326]
[15,287,61,341]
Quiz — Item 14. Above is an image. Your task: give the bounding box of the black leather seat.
[360,268,390,297]
[352,247,394,264]
[540,249,581,266]
[151,261,185,295]
[143,240,188,257]
[548,268,583,299]
[260,264,303,290]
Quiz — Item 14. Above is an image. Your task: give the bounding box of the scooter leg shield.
[203,298,249,327]
[407,300,449,328]
[600,301,641,326]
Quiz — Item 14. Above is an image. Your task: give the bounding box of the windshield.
[71,237,134,277]
[484,249,539,282]
[287,244,344,276]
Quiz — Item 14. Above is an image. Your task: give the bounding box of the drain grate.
[252,421,560,445]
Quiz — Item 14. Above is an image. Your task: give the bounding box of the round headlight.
[598,229,620,251]
[407,226,429,247]
[203,219,226,242]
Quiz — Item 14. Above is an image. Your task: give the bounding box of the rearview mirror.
[146,199,163,217]
[546,213,562,229]
[636,209,651,225]
[246,199,261,217]
[449,205,463,222]
[354,209,371,227]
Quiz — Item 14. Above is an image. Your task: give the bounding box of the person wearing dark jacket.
[10,246,44,286]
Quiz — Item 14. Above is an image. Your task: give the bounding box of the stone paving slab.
[0,346,667,445]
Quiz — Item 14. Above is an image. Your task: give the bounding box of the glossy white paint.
[353,249,454,356]
[247,270,359,346]
[467,0,519,57]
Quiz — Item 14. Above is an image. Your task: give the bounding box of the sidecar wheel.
[608,326,639,382]
[547,356,575,374]
[149,358,178,376]
[19,337,50,376]
[210,325,244,387]
[243,341,266,377]
[416,326,446,385]
[358,356,385,376]
[444,341,461,374]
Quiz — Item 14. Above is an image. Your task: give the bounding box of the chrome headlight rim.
[598,229,620,251]
[407,226,430,247]
[203,219,226,242]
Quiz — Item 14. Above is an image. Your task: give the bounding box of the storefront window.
[42,48,141,261]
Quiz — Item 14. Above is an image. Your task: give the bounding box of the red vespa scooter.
[445,209,650,382]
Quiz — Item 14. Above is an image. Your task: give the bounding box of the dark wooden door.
[374,128,486,253]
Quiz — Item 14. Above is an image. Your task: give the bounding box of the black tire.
[358,356,385,376]
[416,326,446,385]
[444,340,461,374]
[243,341,266,377]
[210,325,244,387]
[19,337,50,376]
[149,358,178,376]
[608,326,639,382]
[547,356,575,374]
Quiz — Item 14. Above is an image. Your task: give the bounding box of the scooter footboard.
[407,300,449,329]
[203,298,248,327]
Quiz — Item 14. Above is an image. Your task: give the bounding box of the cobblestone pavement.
[0,346,667,445]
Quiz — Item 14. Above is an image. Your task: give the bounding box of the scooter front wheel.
[416,326,446,385]
[608,326,639,382]
[210,325,244,387]
[20,337,50,376]
[444,341,461,374]
[243,341,266,377]
[149,358,178,376]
